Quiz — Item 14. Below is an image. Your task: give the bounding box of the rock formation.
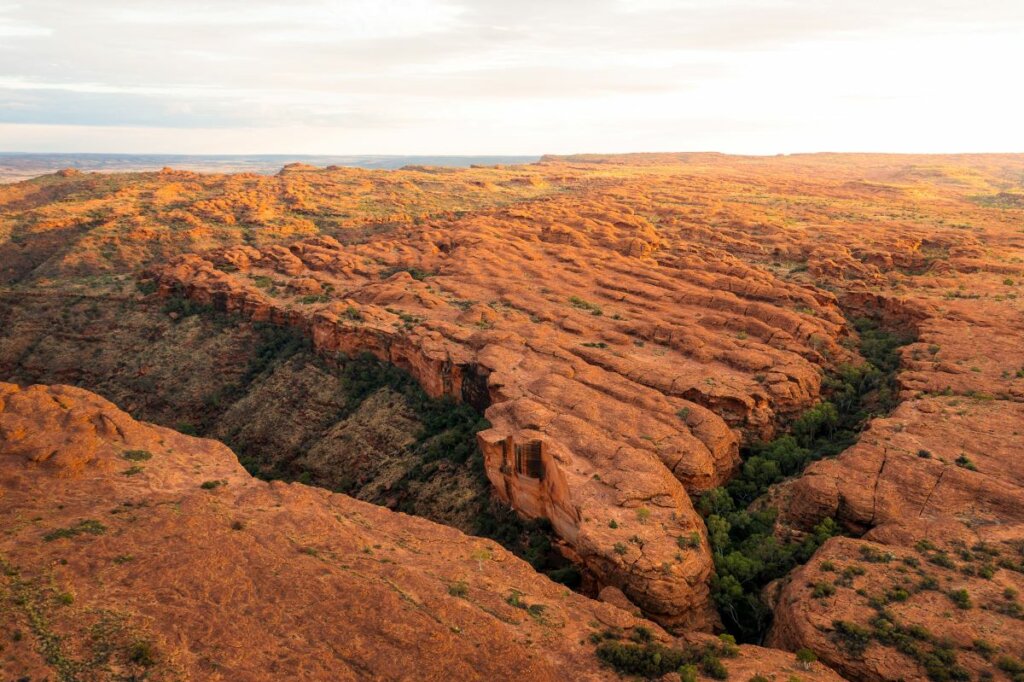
[3,151,1024,679]
[143,182,854,629]
[0,381,841,681]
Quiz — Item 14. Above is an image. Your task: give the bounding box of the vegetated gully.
[698,308,915,644]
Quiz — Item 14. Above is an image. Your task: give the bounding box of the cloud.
[0,0,1022,151]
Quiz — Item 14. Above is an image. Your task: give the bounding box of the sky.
[0,0,1023,155]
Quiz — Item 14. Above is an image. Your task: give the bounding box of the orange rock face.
[0,382,842,681]
[0,381,638,680]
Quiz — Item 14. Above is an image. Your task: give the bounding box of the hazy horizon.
[2,1,1023,156]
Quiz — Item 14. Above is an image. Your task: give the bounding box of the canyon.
[2,152,1023,680]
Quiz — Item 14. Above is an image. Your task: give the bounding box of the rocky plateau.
[2,152,1023,680]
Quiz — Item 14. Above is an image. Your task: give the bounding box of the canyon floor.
[1,153,1023,681]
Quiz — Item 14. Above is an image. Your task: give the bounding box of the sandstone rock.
[0,382,842,681]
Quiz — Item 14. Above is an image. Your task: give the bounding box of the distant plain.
[0,153,541,183]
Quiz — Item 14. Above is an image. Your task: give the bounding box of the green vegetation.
[947,588,972,609]
[954,455,977,471]
[162,295,214,319]
[796,648,818,670]
[832,608,972,681]
[175,422,198,435]
[698,316,911,642]
[127,640,156,667]
[136,279,158,296]
[475,501,582,589]
[505,590,548,622]
[593,628,737,678]
[121,449,152,461]
[42,519,107,542]
[813,537,1016,681]
[329,352,489,469]
[199,479,226,490]
[569,295,603,316]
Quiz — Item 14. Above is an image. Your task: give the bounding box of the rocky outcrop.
[762,193,1024,679]
[0,382,843,681]
[145,184,853,630]
[0,381,636,680]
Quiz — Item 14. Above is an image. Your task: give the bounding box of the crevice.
[917,468,946,518]
[0,290,590,596]
[868,446,889,527]
[692,305,915,643]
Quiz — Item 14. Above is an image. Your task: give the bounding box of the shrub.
[448,581,469,598]
[595,641,687,677]
[859,545,893,563]
[678,532,701,549]
[43,519,107,542]
[717,634,739,658]
[947,589,972,609]
[796,648,818,670]
[954,455,977,471]
[832,620,873,655]
[886,587,910,602]
[812,582,836,598]
[568,296,603,316]
[162,295,212,319]
[200,479,226,490]
[136,279,158,295]
[701,652,729,680]
[122,449,152,461]
[176,422,198,436]
[128,640,156,667]
[997,656,1024,676]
